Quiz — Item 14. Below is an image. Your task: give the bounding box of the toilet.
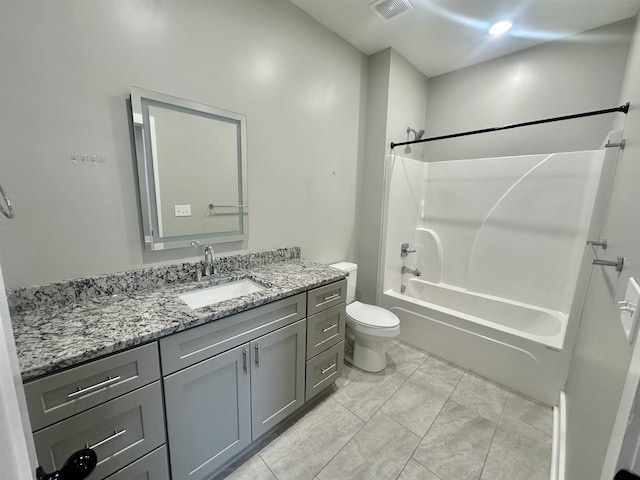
[331,262,400,372]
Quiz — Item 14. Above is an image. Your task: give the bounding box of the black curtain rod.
[390,102,630,150]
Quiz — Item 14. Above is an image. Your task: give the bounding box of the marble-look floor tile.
[386,341,429,376]
[398,459,440,480]
[318,411,420,480]
[502,392,553,435]
[481,414,552,480]
[332,366,407,421]
[259,397,363,480]
[413,401,496,480]
[450,372,509,423]
[416,355,465,393]
[381,369,449,436]
[225,455,277,480]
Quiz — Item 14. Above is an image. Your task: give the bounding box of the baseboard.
[552,391,567,480]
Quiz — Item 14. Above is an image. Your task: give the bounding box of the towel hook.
[0,184,14,219]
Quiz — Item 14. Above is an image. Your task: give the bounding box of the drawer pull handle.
[321,363,337,375]
[322,323,338,333]
[68,376,121,399]
[86,428,127,450]
[242,349,248,373]
[322,293,340,302]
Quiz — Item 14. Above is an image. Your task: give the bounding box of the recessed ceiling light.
[488,20,513,36]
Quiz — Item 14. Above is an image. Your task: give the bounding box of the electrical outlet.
[174,205,191,217]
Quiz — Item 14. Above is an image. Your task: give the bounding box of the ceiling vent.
[370,0,414,21]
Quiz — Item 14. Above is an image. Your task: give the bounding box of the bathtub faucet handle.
[401,243,416,257]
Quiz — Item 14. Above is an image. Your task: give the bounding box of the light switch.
[620,277,640,344]
[174,205,191,217]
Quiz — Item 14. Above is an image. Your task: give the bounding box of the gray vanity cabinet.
[163,343,251,480]
[250,318,306,439]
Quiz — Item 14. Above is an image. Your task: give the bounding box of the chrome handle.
[67,376,121,399]
[255,344,261,368]
[587,239,608,250]
[323,293,340,302]
[322,323,338,333]
[242,349,248,373]
[618,300,637,313]
[401,243,416,257]
[592,256,624,272]
[321,363,336,375]
[86,429,126,450]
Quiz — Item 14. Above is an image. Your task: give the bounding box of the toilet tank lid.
[330,262,357,272]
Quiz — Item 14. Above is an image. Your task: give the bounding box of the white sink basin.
[179,278,264,309]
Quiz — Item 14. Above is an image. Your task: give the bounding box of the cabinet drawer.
[306,303,346,359]
[307,280,347,316]
[160,293,306,375]
[25,343,160,431]
[33,381,165,480]
[105,446,169,480]
[305,340,344,402]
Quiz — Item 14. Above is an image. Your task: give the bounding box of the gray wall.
[0,0,366,288]
[356,49,428,303]
[424,19,634,161]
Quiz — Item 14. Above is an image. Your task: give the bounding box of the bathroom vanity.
[10,248,347,480]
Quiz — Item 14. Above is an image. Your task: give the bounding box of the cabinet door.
[164,343,251,480]
[251,319,306,440]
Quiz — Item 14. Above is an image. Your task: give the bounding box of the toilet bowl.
[330,262,400,372]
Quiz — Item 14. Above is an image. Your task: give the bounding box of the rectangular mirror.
[130,87,248,251]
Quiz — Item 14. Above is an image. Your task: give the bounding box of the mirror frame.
[130,87,248,251]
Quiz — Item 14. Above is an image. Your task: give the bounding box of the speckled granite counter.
[9,248,347,382]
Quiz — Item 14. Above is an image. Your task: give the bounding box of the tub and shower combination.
[379,136,621,405]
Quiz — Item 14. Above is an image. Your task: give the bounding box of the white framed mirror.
[130,87,248,251]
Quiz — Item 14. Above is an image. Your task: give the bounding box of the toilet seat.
[346,301,400,337]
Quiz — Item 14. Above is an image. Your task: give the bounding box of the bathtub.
[381,278,570,405]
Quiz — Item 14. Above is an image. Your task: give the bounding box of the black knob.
[36,448,97,480]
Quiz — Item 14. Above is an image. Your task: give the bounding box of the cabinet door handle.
[255,344,261,368]
[86,428,127,450]
[321,363,336,375]
[322,323,338,333]
[67,376,121,399]
[242,349,248,373]
[322,293,340,302]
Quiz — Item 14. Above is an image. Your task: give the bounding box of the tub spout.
[401,266,421,276]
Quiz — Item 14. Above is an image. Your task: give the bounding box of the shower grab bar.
[390,102,630,150]
[588,239,624,272]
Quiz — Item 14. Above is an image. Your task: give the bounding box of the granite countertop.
[12,259,346,382]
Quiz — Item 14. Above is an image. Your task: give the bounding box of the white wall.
[0,0,366,289]
[357,49,428,303]
[424,19,634,162]
[564,13,640,480]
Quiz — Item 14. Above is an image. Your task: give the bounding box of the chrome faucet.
[401,266,421,276]
[204,245,215,277]
[401,243,416,257]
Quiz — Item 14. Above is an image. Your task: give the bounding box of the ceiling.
[289,0,640,77]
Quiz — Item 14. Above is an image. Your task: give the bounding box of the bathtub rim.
[383,284,567,351]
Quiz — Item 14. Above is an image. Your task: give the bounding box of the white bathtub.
[381,278,570,405]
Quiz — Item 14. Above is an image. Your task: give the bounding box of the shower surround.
[379,146,615,404]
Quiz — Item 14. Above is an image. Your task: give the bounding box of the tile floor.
[224,341,553,480]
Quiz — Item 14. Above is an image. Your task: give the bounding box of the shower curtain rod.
[390,102,630,150]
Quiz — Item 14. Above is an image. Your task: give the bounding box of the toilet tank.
[330,262,357,304]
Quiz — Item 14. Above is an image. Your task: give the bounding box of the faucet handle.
[401,243,416,257]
